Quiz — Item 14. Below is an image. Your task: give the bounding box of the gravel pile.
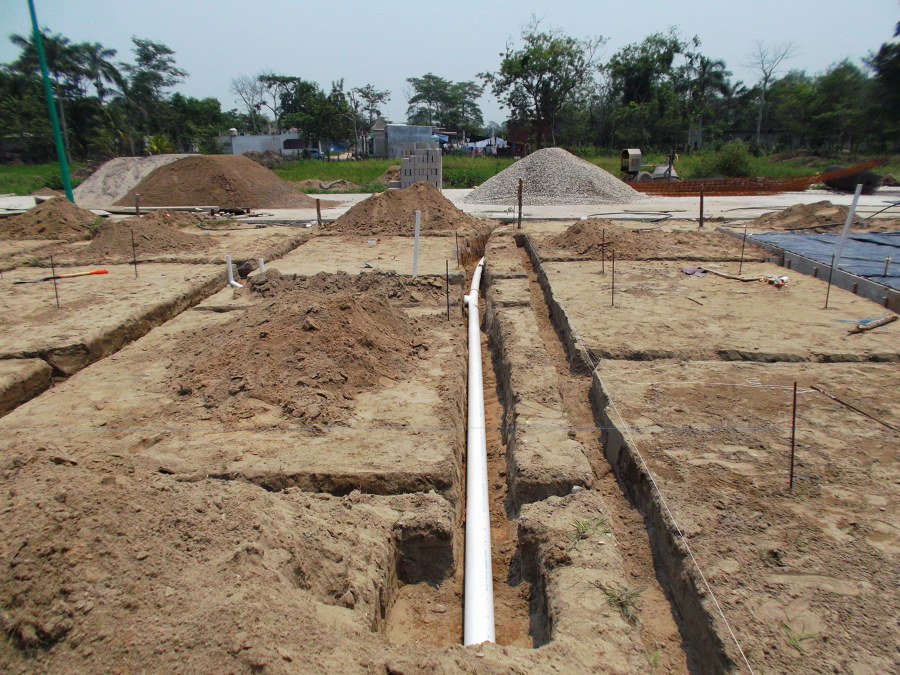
[464,147,645,206]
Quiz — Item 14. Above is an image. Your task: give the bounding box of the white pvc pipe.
[226,255,242,288]
[257,257,265,273]
[412,210,421,278]
[463,257,495,646]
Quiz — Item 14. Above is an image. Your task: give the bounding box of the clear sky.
[1,0,897,125]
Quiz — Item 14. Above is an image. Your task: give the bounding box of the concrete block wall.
[400,142,442,190]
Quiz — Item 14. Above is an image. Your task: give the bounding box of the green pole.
[27,0,74,202]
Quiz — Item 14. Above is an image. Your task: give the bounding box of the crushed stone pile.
[465,147,644,205]
[0,197,98,240]
[112,155,321,210]
[171,273,440,428]
[548,219,759,260]
[64,218,212,262]
[327,181,488,235]
[73,155,190,208]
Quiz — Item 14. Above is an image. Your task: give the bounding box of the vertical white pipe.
[257,257,265,273]
[832,183,863,271]
[226,255,242,288]
[463,257,495,646]
[412,210,421,278]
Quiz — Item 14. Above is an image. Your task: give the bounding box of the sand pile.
[465,148,644,205]
[62,218,212,262]
[0,197,98,240]
[548,219,757,260]
[171,273,428,428]
[327,181,486,235]
[73,155,190,208]
[751,201,854,230]
[112,155,321,210]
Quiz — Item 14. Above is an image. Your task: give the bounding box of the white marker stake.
[412,210,421,278]
[832,183,864,271]
[226,255,242,288]
[258,257,265,273]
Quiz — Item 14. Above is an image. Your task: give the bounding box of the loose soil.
[73,155,190,208]
[373,165,401,185]
[112,155,327,210]
[171,272,428,428]
[748,200,900,232]
[56,218,214,263]
[545,218,767,261]
[0,198,98,241]
[326,182,487,235]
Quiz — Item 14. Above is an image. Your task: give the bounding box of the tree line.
[1,19,897,164]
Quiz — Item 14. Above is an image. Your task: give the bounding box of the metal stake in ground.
[611,249,616,307]
[131,228,138,278]
[315,198,322,226]
[789,381,798,491]
[698,185,705,230]
[824,253,836,309]
[455,231,459,265]
[412,210,421,278]
[49,254,60,309]
[517,178,523,230]
[738,229,747,275]
[135,193,141,217]
[446,260,450,320]
[602,229,606,275]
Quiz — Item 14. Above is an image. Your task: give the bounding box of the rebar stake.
[824,254,836,309]
[316,198,322,226]
[131,228,138,278]
[517,178,523,230]
[135,193,141,217]
[789,381,798,492]
[699,185,705,230]
[50,254,60,309]
[738,229,747,275]
[611,249,616,306]
[446,260,450,321]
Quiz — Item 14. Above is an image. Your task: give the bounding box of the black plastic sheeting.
[751,231,900,290]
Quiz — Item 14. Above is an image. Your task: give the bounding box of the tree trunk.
[755,90,765,147]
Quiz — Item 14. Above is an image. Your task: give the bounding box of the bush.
[693,140,754,178]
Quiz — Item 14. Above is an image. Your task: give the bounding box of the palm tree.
[682,55,730,149]
[76,42,122,102]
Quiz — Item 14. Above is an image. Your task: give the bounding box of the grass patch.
[442,156,515,188]
[565,516,611,552]
[596,583,644,625]
[780,617,818,653]
[0,162,82,195]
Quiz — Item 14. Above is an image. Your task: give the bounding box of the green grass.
[0,162,81,195]
[442,156,516,187]
[596,583,645,625]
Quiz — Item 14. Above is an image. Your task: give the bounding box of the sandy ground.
[0,185,896,673]
[0,263,225,375]
[595,360,899,673]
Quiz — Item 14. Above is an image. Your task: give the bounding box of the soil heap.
[465,148,644,205]
[112,155,322,209]
[751,201,854,230]
[372,165,401,185]
[73,155,190,208]
[549,218,757,260]
[64,218,212,262]
[327,181,486,235]
[171,273,424,428]
[0,197,98,240]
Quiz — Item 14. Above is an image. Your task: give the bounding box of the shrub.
[694,140,754,178]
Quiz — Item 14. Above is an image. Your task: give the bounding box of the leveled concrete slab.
[0,287,467,501]
[592,360,899,673]
[264,234,463,277]
[537,258,898,363]
[0,358,52,416]
[0,263,226,374]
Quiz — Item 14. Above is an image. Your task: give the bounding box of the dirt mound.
[30,187,64,197]
[171,273,432,428]
[549,219,754,260]
[242,150,285,168]
[73,155,190,208]
[750,201,853,230]
[0,197,98,240]
[327,181,485,235]
[373,165,401,185]
[63,218,212,262]
[112,155,321,209]
[465,148,644,205]
[135,209,207,228]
